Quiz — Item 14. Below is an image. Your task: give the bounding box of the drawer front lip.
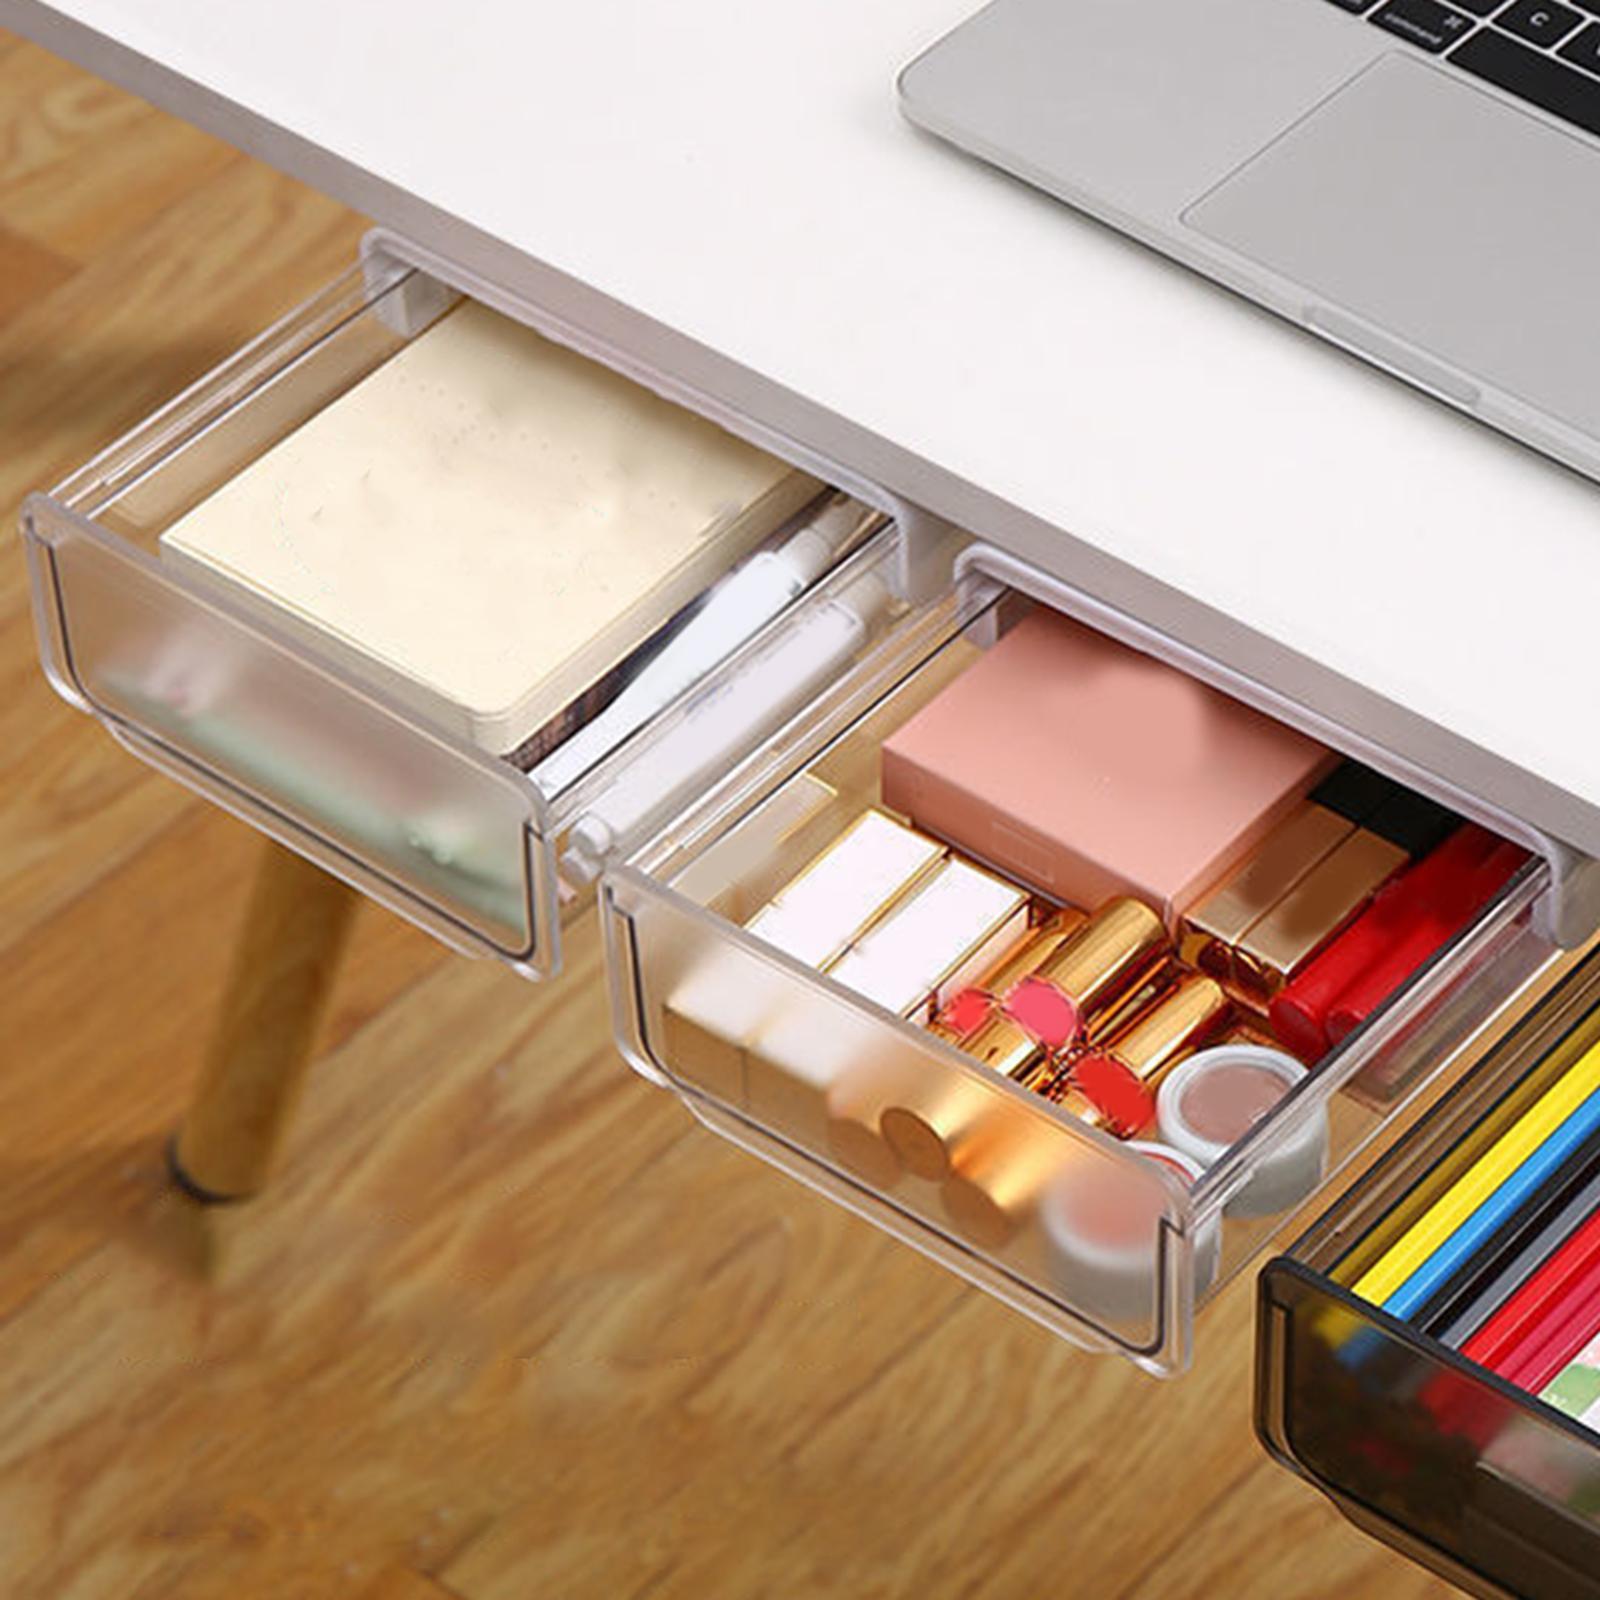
[1257,954,1600,1598]
[26,494,554,968]
[49,258,413,525]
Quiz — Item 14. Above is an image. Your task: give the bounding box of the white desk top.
[8,0,1600,866]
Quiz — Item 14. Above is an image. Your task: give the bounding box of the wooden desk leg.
[169,841,360,1204]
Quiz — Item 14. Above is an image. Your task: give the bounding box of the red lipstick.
[1269,825,1504,1060]
[1324,840,1527,1046]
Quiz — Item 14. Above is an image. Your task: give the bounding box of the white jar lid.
[1157,1044,1326,1219]
[1157,1045,1305,1162]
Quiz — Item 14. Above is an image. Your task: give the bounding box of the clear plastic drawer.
[23,249,919,976]
[602,550,1559,1372]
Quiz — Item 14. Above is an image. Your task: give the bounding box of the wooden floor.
[0,35,1458,1600]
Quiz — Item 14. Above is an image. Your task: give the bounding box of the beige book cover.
[161,300,818,752]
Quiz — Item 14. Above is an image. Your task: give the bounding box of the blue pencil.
[1383,1085,1600,1321]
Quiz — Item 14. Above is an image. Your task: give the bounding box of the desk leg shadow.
[168,841,359,1204]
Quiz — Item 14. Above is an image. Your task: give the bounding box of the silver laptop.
[899,0,1600,482]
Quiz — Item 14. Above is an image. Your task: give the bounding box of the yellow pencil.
[1349,1038,1600,1307]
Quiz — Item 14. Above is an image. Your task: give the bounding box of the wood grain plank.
[360,1569,468,1600]
[0,221,72,322]
[445,1176,1438,1600]
[1108,1463,1455,1600]
[0,157,365,624]
[0,799,444,1326]
[0,646,195,959]
[0,40,237,261]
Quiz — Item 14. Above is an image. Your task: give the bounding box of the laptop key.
[1324,0,1379,11]
[1451,27,1600,133]
[1557,18,1600,68]
[1372,0,1479,50]
[1452,0,1511,12]
[1496,0,1585,44]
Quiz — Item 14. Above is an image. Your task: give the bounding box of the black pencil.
[1422,1129,1600,1349]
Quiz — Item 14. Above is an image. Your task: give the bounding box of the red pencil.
[1270,825,1498,1059]
[1462,1204,1600,1379]
[1500,1255,1600,1395]
[1325,841,1528,1046]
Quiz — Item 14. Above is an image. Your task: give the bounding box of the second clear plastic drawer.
[602,550,1561,1374]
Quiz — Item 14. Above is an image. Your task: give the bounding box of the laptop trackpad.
[1185,55,1600,441]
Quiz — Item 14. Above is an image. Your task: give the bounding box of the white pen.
[532,496,871,798]
[560,569,892,881]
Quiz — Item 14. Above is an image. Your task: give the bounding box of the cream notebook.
[161,301,817,753]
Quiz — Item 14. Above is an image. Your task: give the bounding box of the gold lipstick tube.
[1091,973,1231,1089]
[1232,830,1407,1005]
[1075,969,1169,1052]
[963,896,1170,1079]
[927,909,1086,1044]
[826,1103,905,1191]
[883,898,1168,1180]
[1035,896,1170,1018]
[746,1007,905,1190]
[1037,1081,1111,1132]
[1034,973,1230,1139]
[1178,803,1353,978]
[879,1075,1008,1184]
[884,915,1084,1182]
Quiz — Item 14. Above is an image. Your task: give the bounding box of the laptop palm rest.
[1184,55,1600,442]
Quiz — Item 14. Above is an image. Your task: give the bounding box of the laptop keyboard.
[1325,0,1600,138]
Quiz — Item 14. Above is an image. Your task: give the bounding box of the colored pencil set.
[1340,1029,1600,1427]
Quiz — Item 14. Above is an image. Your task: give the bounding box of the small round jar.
[1156,1044,1326,1218]
[1038,1140,1219,1331]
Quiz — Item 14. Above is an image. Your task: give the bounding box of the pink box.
[881,609,1333,928]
